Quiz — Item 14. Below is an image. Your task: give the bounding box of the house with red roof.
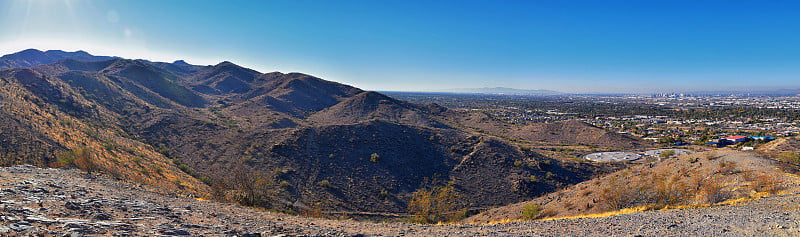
[724,136,748,143]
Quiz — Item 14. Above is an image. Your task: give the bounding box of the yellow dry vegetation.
[0,75,209,197]
[538,190,782,222]
[466,150,800,225]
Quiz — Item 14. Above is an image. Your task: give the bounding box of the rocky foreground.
[2,165,800,236]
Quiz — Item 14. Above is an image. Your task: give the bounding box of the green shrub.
[177,164,195,176]
[521,203,542,220]
[545,172,555,180]
[513,160,524,167]
[317,180,331,188]
[659,150,676,158]
[57,151,76,167]
[541,159,552,166]
[369,153,381,163]
[57,148,97,174]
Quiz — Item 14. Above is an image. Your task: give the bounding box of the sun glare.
[0,0,190,64]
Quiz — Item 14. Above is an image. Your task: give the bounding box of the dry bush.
[300,203,325,218]
[742,171,756,182]
[207,162,276,208]
[778,152,800,165]
[753,174,782,194]
[56,147,98,174]
[407,184,461,224]
[697,175,730,204]
[598,177,643,211]
[649,170,691,206]
[717,161,738,174]
[590,152,788,216]
[599,167,696,211]
[538,209,558,218]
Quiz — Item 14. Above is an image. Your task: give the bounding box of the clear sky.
[1,0,798,93]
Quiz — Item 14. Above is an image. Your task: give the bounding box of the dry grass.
[540,205,660,221]
[484,218,516,225]
[753,173,782,194]
[536,189,778,222]
[467,150,797,225]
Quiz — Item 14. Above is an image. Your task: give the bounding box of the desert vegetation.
[55,147,97,174]
[595,153,783,213]
[520,203,542,220]
[407,184,461,224]
[465,150,794,224]
[206,163,277,208]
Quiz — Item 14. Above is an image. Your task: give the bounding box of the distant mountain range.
[439,87,565,95]
[0,49,118,69]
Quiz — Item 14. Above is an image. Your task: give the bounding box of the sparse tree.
[407,184,460,224]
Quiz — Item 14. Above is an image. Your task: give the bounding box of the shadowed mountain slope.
[0,49,629,218]
[309,91,446,127]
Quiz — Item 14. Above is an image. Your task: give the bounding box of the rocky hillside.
[3,165,799,236]
[0,49,628,218]
[759,137,800,154]
[465,150,800,223]
[508,119,646,149]
[0,67,208,196]
[450,111,646,150]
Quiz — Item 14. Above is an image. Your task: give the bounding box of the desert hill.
[759,137,800,154]
[450,110,646,150]
[509,119,646,149]
[0,49,635,219]
[465,150,799,223]
[0,66,208,196]
[308,91,446,127]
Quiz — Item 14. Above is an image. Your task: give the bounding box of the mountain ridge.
[0,49,635,218]
[0,49,117,70]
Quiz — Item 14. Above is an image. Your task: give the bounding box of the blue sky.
[1,0,798,93]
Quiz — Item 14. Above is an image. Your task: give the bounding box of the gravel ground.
[2,165,799,236]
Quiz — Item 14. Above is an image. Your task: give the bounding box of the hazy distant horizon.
[3,47,797,95]
[388,86,800,95]
[2,0,798,93]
